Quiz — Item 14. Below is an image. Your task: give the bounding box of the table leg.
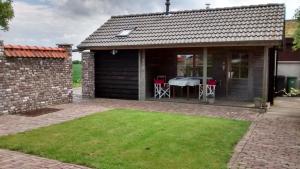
[187,86,189,100]
[181,87,183,97]
[172,86,175,98]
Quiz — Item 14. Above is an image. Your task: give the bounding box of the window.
[231,53,248,79]
[117,29,133,37]
[177,54,212,77]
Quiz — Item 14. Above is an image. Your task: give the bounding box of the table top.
[168,77,212,87]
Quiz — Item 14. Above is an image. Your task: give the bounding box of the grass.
[72,63,82,88]
[0,109,250,169]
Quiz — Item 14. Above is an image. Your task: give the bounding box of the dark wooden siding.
[94,50,138,100]
[145,49,177,97]
[228,79,249,99]
[252,48,264,98]
[278,38,300,61]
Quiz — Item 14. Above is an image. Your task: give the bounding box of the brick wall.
[0,42,72,115]
[0,41,5,113]
[82,51,95,98]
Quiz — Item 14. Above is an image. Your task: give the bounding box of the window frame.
[116,29,134,37]
[176,52,212,77]
[230,52,249,79]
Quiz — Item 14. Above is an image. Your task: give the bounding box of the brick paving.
[0,149,89,169]
[229,97,300,169]
[0,101,109,136]
[92,98,259,121]
[0,100,107,169]
[0,94,299,169]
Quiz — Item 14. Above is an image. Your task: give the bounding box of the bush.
[72,60,81,64]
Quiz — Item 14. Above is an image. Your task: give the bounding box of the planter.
[254,98,262,108]
[207,97,215,104]
[254,98,269,112]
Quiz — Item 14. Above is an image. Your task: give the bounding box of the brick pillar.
[82,51,95,98]
[57,43,73,103]
[0,40,4,56]
[0,40,4,114]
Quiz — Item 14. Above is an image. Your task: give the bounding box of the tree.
[293,7,300,50]
[0,0,14,31]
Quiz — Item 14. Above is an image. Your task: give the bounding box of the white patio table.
[168,77,212,98]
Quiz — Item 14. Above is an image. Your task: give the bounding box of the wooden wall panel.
[278,38,300,61]
[252,48,264,98]
[94,50,138,100]
[228,79,249,99]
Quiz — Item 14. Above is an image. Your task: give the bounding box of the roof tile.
[4,44,68,59]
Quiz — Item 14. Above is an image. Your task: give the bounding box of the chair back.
[154,79,165,84]
[156,75,166,82]
[207,79,217,86]
[154,75,167,84]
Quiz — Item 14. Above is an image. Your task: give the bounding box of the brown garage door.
[94,50,139,100]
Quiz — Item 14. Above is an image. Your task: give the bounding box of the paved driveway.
[229,97,300,169]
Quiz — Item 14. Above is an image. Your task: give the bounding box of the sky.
[0,0,299,60]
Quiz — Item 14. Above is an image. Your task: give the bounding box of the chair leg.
[199,85,203,100]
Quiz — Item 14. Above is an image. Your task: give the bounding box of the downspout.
[275,47,278,87]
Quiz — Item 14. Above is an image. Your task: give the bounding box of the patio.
[147,97,255,108]
[145,47,267,104]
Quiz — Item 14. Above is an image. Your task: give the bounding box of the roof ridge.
[111,3,284,18]
[4,44,65,51]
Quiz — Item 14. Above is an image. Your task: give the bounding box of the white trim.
[203,48,208,101]
[138,49,146,100]
[278,61,300,64]
[262,47,269,100]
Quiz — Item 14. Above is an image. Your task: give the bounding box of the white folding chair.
[199,84,216,99]
[154,79,170,99]
[154,83,161,98]
[160,83,170,99]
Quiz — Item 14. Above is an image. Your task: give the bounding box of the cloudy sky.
[0,0,299,60]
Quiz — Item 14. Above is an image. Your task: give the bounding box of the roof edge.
[78,40,282,51]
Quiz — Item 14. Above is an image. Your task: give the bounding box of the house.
[0,41,73,114]
[277,20,300,89]
[78,3,285,104]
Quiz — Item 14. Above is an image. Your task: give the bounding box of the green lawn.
[72,63,82,88]
[0,109,250,169]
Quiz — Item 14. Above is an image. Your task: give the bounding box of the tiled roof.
[78,3,285,49]
[4,44,68,59]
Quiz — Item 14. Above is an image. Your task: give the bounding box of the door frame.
[226,50,252,99]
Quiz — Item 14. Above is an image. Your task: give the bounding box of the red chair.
[207,80,217,86]
[199,79,217,99]
[154,75,170,99]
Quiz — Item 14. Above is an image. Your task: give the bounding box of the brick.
[82,52,95,98]
[0,43,73,115]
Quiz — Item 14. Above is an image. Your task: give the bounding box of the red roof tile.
[4,44,68,59]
